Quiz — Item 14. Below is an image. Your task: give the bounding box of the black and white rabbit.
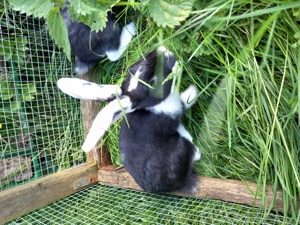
[57,46,201,193]
[61,3,136,74]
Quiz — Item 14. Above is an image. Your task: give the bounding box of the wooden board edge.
[79,70,102,166]
[0,163,98,225]
[98,166,290,212]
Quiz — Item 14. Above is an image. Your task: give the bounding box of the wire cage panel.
[9,184,294,225]
[0,1,85,192]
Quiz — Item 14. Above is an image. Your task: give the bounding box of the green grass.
[96,0,300,222]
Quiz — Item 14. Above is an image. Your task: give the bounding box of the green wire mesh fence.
[0,1,85,192]
[9,184,294,225]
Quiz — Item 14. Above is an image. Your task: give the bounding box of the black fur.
[61,5,121,73]
[119,48,199,193]
[120,110,197,193]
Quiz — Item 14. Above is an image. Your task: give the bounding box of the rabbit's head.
[121,46,178,109]
[57,46,179,152]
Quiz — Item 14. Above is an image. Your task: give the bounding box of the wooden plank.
[79,69,102,167]
[0,163,98,225]
[98,166,288,212]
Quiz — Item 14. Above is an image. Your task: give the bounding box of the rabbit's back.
[119,109,196,192]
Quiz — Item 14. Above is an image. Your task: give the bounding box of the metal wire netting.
[9,184,293,225]
[0,1,85,191]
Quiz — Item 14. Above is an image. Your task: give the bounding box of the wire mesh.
[0,1,85,191]
[9,184,293,225]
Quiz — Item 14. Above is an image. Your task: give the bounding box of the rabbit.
[57,46,201,193]
[61,3,136,75]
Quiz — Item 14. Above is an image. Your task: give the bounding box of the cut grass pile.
[98,0,300,221]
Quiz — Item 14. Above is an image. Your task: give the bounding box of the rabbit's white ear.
[57,78,122,101]
[82,96,133,152]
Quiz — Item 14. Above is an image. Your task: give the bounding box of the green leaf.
[8,0,54,18]
[68,6,108,32]
[11,101,21,113]
[51,0,65,8]
[68,0,96,16]
[0,36,28,65]
[84,11,108,32]
[148,0,195,28]
[17,83,36,95]
[67,0,115,32]
[0,82,15,101]
[47,6,71,61]
[22,95,35,101]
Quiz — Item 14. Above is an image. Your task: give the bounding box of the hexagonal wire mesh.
[0,1,85,192]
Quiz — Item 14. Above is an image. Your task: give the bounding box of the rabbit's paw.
[124,22,136,36]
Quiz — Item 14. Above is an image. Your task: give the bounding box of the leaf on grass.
[67,0,116,32]
[68,0,97,16]
[0,82,15,101]
[68,7,108,32]
[47,7,71,61]
[0,37,28,65]
[148,0,195,28]
[8,0,54,18]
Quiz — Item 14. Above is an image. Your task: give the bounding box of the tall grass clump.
[99,0,300,222]
[171,0,300,221]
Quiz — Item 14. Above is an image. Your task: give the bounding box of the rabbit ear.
[57,78,122,101]
[82,96,133,152]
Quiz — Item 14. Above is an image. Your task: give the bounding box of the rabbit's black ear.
[82,96,133,152]
[57,78,122,101]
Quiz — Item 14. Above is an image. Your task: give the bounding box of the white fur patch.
[74,65,90,75]
[193,148,201,161]
[146,91,182,118]
[106,22,136,61]
[177,123,201,161]
[57,78,121,101]
[157,46,174,58]
[180,85,198,109]
[128,66,143,92]
[177,123,193,142]
[82,96,133,152]
[157,46,167,53]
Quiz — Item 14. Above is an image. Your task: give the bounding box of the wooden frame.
[0,70,295,225]
[98,166,286,212]
[0,163,98,224]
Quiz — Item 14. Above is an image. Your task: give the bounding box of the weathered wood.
[98,166,287,212]
[79,69,102,166]
[0,163,98,225]
[78,69,112,168]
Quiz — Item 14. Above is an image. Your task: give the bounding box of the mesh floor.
[9,184,293,225]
